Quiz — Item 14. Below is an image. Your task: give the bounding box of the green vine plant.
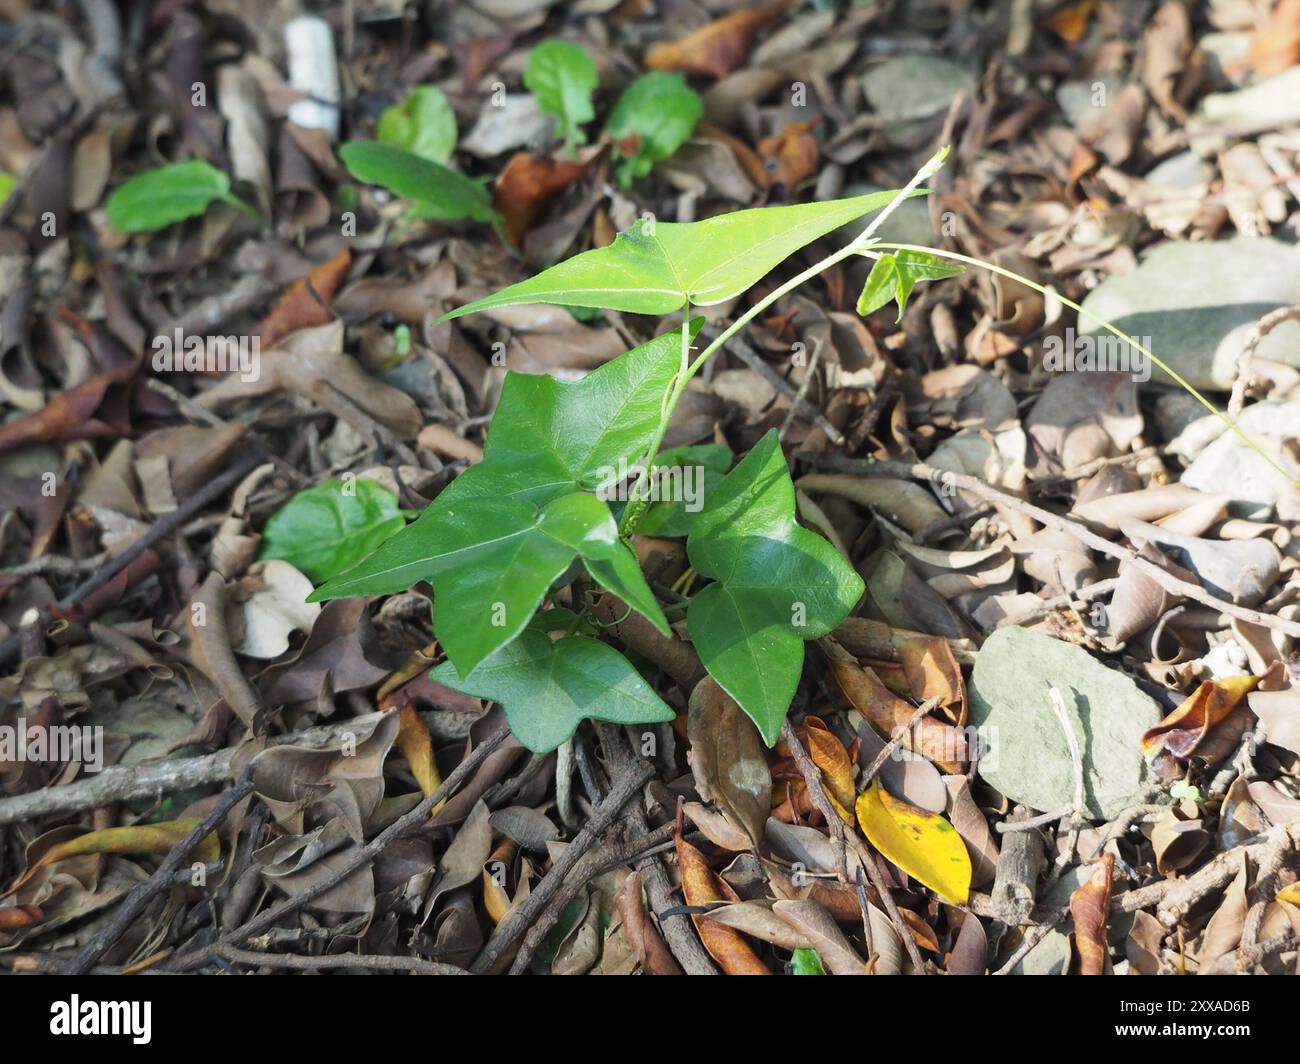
[308,146,1292,753]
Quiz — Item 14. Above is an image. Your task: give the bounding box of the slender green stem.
[871,242,1298,486]
[618,153,949,539]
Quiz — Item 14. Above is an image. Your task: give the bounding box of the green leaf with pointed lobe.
[686,431,864,746]
[431,632,674,753]
[440,189,924,320]
[313,491,666,676]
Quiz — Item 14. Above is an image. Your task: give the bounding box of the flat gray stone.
[1078,238,1300,390]
[969,627,1162,819]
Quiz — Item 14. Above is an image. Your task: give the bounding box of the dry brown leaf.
[687,676,772,847]
[1070,852,1114,975]
[645,2,792,80]
[675,832,770,974]
[493,152,587,248]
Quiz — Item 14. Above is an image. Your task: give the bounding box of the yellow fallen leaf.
[1276,882,1300,906]
[856,781,971,905]
[7,820,219,894]
[397,704,441,798]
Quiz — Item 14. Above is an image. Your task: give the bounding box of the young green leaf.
[790,948,827,975]
[685,430,864,746]
[431,631,674,753]
[632,443,733,538]
[607,72,702,186]
[0,172,15,208]
[377,85,458,164]
[440,189,922,320]
[856,248,964,322]
[436,322,703,510]
[339,141,499,224]
[524,40,598,149]
[312,490,667,676]
[259,478,405,584]
[106,160,254,233]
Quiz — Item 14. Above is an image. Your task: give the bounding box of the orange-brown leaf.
[675,833,770,974]
[252,248,352,348]
[1248,0,1300,75]
[756,122,819,190]
[493,152,587,247]
[397,704,441,798]
[645,1,792,80]
[0,905,42,931]
[1070,853,1114,975]
[801,715,855,823]
[1141,674,1261,759]
[824,647,968,772]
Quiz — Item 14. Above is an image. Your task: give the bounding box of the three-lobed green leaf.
[377,85,458,165]
[314,490,666,677]
[260,478,406,583]
[686,430,864,746]
[107,159,253,233]
[856,248,964,322]
[441,190,917,320]
[524,40,599,150]
[431,629,674,753]
[339,141,499,224]
[606,72,702,186]
[436,322,702,509]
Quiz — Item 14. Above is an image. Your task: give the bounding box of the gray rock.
[861,56,975,147]
[1078,238,1300,390]
[970,627,1163,819]
[1181,400,1300,518]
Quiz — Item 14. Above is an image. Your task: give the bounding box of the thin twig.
[214,944,467,975]
[63,771,257,974]
[167,726,511,971]
[472,758,654,974]
[860,698,939,790]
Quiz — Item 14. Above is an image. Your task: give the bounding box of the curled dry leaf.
[823,638,968,772]
[614,869,682,975]
[7,821,220,896]
[494,152,588,248]
[687,676,772,847]
[646,2,792,80]
[1141,673,1262,759]
[1069,852,1114,975]
[675,832,770,974]
[251,248,352,348]
[397,704,440,798]
[798,715,856,823]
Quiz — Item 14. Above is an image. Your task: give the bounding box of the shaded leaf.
[524,40,598,148]
[339,141,498,224]
[260,478,405,584]
[107,159,252,233]
[378,85,458,164]
[431,632,674,753]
